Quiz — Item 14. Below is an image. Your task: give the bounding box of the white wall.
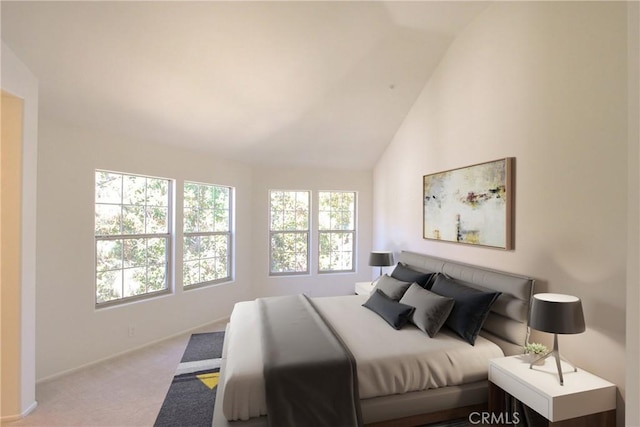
[251,167,373,298]
[1,91,24,421]
[626,2,640,425]
[373,2,629,423]
[35,119,375,380]
[35,117,255,380]
[0,42,38,420]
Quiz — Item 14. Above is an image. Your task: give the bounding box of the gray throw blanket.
[258,294,362,427]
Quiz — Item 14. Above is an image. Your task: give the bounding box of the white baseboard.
[0,400,38,423]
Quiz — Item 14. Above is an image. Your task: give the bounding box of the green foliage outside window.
[269,191,310,274]
[268,190,356,275]
[183,182,232,287]
[95,171,170,305]
[271,232,309,273]
[318,191,356,272]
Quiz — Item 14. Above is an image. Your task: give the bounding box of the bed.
[212,251,535,427]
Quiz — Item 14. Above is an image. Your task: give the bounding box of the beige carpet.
[4,321,226,427]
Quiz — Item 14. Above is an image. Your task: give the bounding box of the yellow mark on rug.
[197,372,220,390]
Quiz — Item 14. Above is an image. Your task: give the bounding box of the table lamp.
[528,293,586,385]
[369,251,394,277]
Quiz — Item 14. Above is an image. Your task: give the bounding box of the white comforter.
[222,294,503,421]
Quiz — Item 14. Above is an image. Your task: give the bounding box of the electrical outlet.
[128,326,135,337]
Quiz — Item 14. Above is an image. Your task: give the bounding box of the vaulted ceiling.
[2,1,488,169]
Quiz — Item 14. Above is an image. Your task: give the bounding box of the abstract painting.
[423,158,514,249]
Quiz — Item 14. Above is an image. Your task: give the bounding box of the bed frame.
[212,251,535,427]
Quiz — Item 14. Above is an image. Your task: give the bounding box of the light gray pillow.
[373,274,412,301]
[400,283,455,337]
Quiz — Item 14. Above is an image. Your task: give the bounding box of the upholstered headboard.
[397,251,535,356]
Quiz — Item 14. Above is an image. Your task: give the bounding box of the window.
[95,171,171,306]
[318,191,356,273]
[269,190,310,275]
[183,182,233,287]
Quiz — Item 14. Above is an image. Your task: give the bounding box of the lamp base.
[529,334,577,385]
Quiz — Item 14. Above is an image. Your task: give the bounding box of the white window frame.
[94,170,173,307]
[318,191,356,273]
[183,181,234,288]
[269,190,310,276]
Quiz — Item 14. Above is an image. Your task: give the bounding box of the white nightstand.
[488,355,616,426]
[355,281,375,296]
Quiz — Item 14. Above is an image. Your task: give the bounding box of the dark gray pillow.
[431,275,501,345]
[373,274,412,301]
[363,289,415,330]
[399,283,455,337]
[391,263,435,289]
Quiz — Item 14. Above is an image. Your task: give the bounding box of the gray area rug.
[154,331,224,427]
